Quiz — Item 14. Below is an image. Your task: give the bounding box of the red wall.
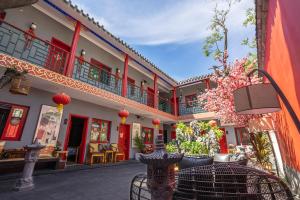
[265,0,300,171]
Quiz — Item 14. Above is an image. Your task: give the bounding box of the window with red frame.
[185,94,197,108]
[0,103,29,141]
[235,127,250,145]
[142,127,154,144]
[89,58,112,85]
[90,118,111,143]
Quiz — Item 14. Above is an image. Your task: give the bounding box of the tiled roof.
[61,0,178,84]
[177,74,212,86]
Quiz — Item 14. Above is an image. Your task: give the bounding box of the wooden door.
[46,38,70,74]
[1,105,28,141]
[118,124,130,160]
[219,128,228,153]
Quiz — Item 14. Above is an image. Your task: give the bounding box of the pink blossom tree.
[198,58,261,126]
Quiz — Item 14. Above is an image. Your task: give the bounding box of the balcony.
[158,96,174,115]
[73,57,122,95]
[0,20,175,115]
[0,20,69,75]
[179,101,206,115]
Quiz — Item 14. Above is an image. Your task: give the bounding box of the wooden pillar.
[66,21,81,77]
[154,74,158,108]
[205,78,211,89]
[122,54,129,97]
[173,87,178,116]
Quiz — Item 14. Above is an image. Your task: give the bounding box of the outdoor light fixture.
[233,83,280,114]
[233,68,300,133]
[30,22,37,30]
[80,49,86,56]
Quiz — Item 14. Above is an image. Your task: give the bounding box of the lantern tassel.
[121,117,126,124]
[57,104,63,113]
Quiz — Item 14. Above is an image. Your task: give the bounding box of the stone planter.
[178,155,213,170]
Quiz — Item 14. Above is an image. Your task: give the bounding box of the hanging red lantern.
[118,109,129,124]
[52,93,71,112]
[152,118,160,129]
[208,120,217,127]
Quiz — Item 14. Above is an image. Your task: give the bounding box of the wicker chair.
[130,164,294,200]
[173,163,294,199]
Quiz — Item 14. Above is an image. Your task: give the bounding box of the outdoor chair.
[88,143,104,165]
[111,143,125,162]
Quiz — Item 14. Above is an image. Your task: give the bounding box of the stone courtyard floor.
[0,161,146,200]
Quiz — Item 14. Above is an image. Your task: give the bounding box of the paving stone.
[0,162,146,200]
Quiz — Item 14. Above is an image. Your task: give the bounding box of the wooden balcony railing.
[0,20,70,74]
[179,101,206,115]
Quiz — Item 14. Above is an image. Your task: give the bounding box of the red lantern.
[152,118,160,129]
[208,120,217,127]
[52,93,71,112]
[118,109,129,124]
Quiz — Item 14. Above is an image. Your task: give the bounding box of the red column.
[173,87,178,116]
[122,54,129,97]
[205,78,211,89]
[153,74,158,108]
[66,21,81,77]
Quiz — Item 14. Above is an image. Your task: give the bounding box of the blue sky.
[72,0,255,81]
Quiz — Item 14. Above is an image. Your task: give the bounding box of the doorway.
[118,124,130,160]
[64,115,88,164]
[46,37,70,74]
[219,128,228,153]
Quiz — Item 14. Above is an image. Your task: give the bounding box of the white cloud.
[72,0,254,46]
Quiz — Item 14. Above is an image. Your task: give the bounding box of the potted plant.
[168,120,224,169]
[133,134,145,161]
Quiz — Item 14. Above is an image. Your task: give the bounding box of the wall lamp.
[233,68,300,134]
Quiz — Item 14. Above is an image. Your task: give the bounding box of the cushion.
[89,143,99,153]
[214,153,230,162]
[179,156,213,170]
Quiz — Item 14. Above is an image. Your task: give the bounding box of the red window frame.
[90,118,111,144]
[185,94,197,107]
[142,126,154,144]
[0,103,29,141]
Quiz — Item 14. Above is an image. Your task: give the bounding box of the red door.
[1,105,28,141]
[147,88,155,107]
[46,38,70,74]
[219,128,228,153]
[118,124,130,160]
